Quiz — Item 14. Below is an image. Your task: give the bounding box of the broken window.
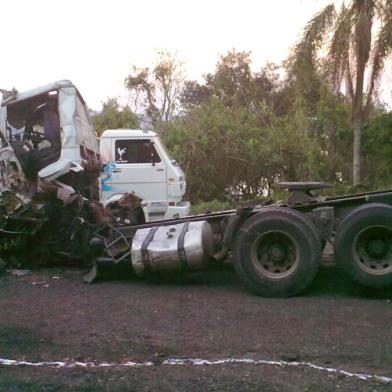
[0,130,6,148]
[5,91,62,179]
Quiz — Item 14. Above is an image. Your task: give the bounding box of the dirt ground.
[1,261,392,391]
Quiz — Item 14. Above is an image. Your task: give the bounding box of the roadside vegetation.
[93,1,392,208]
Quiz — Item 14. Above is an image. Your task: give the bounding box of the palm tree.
[292,0,392,186]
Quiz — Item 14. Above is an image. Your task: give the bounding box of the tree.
[362,111,392,188]
[125,50,185,128]
[92,98,139,136]
[292,0,392,186]
[165,49,339,203]
[180,80,210,110]
[164,95,324,203]
[205,50,255,109]
[181,51,284,127]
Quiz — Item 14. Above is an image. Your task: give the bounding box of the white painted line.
[0,358,153,368]
[163,358,392,383]
[1,356,391,384]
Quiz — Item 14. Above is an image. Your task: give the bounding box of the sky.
[1,0,390,110]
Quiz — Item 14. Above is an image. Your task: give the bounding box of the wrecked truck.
[0,80,100,200]
[2,81,392,297]
[0,80,143,267]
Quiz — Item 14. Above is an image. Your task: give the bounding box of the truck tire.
[334,203,392,288]
[233,207,321,297]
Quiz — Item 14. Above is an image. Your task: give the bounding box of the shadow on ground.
[93,260,392,300]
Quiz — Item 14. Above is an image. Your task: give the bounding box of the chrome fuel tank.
[131,221,213,276]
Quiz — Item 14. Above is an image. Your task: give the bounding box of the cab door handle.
[157,168,164,172]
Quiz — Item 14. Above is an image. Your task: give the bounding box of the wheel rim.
[353,225,392,275]
[250,230,299,279]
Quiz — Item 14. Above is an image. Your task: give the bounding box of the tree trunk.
[351,0,372,187]
[353,117,362,186]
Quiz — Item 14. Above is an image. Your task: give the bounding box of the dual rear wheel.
[234,204,392,297]
[334,203,392,288]
[233,208,322,297]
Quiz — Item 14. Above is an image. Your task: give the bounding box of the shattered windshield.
[4,91,61,181]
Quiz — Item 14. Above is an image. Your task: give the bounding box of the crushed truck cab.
[0,80,100,202]
[0,80,107,268]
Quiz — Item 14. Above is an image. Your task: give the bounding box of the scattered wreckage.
[2,81,392,297]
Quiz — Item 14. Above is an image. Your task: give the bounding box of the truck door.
[109,138,167,206]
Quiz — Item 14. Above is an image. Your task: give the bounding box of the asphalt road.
[0,262,392,391]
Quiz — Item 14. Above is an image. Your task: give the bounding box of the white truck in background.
[99,129,190,222]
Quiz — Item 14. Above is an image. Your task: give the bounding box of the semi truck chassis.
[86,182,392,297]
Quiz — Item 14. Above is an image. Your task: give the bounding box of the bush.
[191,199,233,215]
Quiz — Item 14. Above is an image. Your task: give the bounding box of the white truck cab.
[99,129,190,222]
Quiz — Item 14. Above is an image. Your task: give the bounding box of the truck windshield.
[155,138,177,165]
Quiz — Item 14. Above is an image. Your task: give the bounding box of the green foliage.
[362,112,392,189]
[116,45,391,206]
[92,98,139,136]
[165,100,325,204]
[205,50,255,109]
[290,0,392,185]
[163,49,362,205]
[191,199,233,215]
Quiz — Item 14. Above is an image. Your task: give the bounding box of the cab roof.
[101,129,158,138]
[1,80,80,107]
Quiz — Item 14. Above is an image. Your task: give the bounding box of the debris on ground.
[31,281,49,287]
[0,187,143,274]
[8,269,32,276]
